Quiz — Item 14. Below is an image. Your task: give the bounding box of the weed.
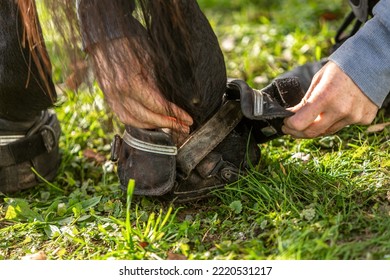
[0,0,389,260]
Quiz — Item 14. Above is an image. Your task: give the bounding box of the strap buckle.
[0,111,60,168]
[39,125,57,153]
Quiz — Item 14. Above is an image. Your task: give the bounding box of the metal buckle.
[110,134,122,162]
[40,125,57,153]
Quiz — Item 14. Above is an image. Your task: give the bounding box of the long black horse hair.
[19,0,227,130]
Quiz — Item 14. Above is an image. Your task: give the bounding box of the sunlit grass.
[0,0,389,260]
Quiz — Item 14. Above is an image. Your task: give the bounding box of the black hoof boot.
[111,78,306,203]
[0,110,61,193]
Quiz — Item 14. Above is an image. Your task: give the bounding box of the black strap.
[349,0,379,22]
[335,0,379,47]
[176,100,243,177]
[335,11,362,45]
[0,123,58,168]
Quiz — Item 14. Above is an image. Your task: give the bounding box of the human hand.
[89,38,193,139]
[282,61,378,138]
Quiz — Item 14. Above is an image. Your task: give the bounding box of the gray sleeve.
[76,0,136,50]
[329,0,390,107]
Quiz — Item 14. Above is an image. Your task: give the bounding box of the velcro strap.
[227,79,296,120]
[176,100,242,177]
[0,124,58,168]
[0,135,24,145]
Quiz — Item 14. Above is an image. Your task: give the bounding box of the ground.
[0,0,389,260]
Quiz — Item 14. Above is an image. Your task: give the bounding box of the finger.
[283,99,323,132]
[285,97,306,113]
[283,112,348,138]
[299,112,343,138]
[281,124,309,139]
[283,65,328,129]
[324,119,350,135]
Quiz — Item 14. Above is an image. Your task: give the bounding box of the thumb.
[286,97,307,113]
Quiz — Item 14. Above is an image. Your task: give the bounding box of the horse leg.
[77,1,258,199]
[0,0,56,123]
[0,0,61,193]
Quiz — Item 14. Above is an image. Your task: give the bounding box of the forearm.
[329,0,390,107]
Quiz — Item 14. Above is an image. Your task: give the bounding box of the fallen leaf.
[167,252,187,260]
[83,149,106,164]
[279,162,287,176]
[21,251,46,260]
[292,152,311,162]
[138,242,149,248]
[320,12,340,21]
[367,122,390,133]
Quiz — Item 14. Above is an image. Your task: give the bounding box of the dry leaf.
[279,162,287,176]
[167,252,187,260]
[83,149,106,164]
[138,242,149,248]
[366,122,390,133]
[320,12,339,21]
[21,251,46,260]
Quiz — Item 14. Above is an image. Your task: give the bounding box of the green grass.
[0,0,389,260]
